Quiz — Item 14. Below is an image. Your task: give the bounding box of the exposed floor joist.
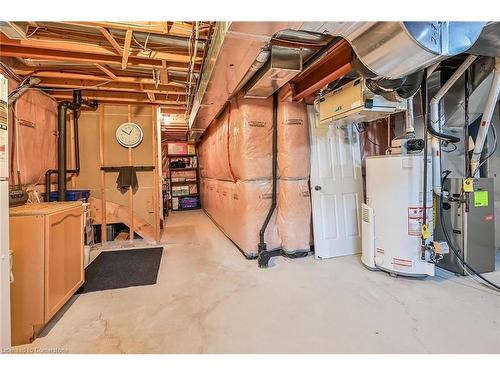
[0,21,215,141]
[121,30,133,70]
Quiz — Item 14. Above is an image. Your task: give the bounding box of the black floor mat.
[77,247,163,294]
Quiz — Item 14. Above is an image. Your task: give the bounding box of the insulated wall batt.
[228,96,273,180]
[199,110,232,181]
[277,178,312,253]
[200,177,280,256]
[277,101,310,179]
[226,180,280,256]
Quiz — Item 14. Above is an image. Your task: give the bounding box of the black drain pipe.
[257,92,278,268]
[57,101,70,201]
[45,90,97,202]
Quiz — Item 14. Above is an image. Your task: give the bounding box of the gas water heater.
[362,154,435,277]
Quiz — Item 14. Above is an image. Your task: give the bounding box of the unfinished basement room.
[0,3,499,370]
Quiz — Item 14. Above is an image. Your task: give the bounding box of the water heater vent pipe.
[429,54,477,195]
[471,57,500,176]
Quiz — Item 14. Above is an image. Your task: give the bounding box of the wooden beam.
[127,104,134,242]
[49,95,186,107]
[291,40,352,102]
[140,83,156,102]
[36,77,186,95]
[94,64,117,80]
[97,27,123,55]
[99,105,107,242]
[49,94,187,110]
[64,21,194,38]
[21,71,187,87]
[0,33,199,62]
[0,44,195,71]
[89,197,155,241]
[160,60,168,84]
[152,106,161,243]
[122,30,133,70]
[46,89,186,103]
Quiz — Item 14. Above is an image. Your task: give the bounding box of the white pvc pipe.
[470,57,500,176]
[429,55,477,195]
[405,96,415,135]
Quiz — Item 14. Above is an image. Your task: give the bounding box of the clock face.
[116,122,144,148]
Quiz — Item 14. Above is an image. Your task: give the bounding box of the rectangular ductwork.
[188,22,302,141]
[243,45,302,99]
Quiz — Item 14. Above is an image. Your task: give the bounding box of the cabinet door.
[9,215,45,345]
[45,207,84,321]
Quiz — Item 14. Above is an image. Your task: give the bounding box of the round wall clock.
[115,122,144,148]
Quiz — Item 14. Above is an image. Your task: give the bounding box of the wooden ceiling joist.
[37,79,186,97]
[46,89,186,104]
[0,21,215,118]
[94,63,117,80]
[0,44,196,71]
[0,33,197,64]
[121,30,132,70]
[62,21,208,39]
[49,93,187,110]
[98,27,123,55]
[13,70,186,88]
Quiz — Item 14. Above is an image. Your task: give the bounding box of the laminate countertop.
[10,201,83,216]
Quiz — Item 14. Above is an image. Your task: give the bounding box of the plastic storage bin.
[48,189,91,203]
[179,196,200,209]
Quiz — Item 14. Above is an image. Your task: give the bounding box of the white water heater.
[363,154,435,277]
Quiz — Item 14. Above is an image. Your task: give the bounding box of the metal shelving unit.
[168,154,200,211]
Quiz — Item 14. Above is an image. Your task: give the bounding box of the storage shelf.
[172,193,199,198]
[168,154,196,158]
[170,167,197,171]
[168,150,199,213]
[171,181,197,185]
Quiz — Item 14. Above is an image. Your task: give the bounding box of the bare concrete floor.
[20,210,500,353]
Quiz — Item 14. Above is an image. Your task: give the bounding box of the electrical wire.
[439,170,500,291]
[441,141,457,153]
[355,122,380,147]
[471,120,498,178]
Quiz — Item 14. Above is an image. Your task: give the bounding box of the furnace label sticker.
[407,207,432,237]
[474,191,489,207]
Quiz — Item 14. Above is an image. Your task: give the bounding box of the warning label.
[407,206,432,237]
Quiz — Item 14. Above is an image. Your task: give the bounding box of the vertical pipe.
[405,97,415,135]
[471,57,500,176]
[464,68,470,177]
[258,92,278,268]
[429,54,477,194]
[421,71,429,251]
[57,102,69,201]
[73,91,82,174]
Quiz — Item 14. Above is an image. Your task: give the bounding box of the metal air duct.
[300,22,486,79]
[243,45,302,99]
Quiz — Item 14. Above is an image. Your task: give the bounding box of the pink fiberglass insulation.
[201,177,280,256]
[199,110,233,181]
[228,95,273,181]
[277,178,312,253]
[277,100,310,179]
[1,66,58,187]
[13,89,58,186]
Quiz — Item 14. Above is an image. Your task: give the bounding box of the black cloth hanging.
[116,166,138,191]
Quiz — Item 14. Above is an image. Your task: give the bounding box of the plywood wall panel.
[73,104,160,238]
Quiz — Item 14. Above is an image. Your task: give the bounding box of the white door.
[308,105,364,259]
